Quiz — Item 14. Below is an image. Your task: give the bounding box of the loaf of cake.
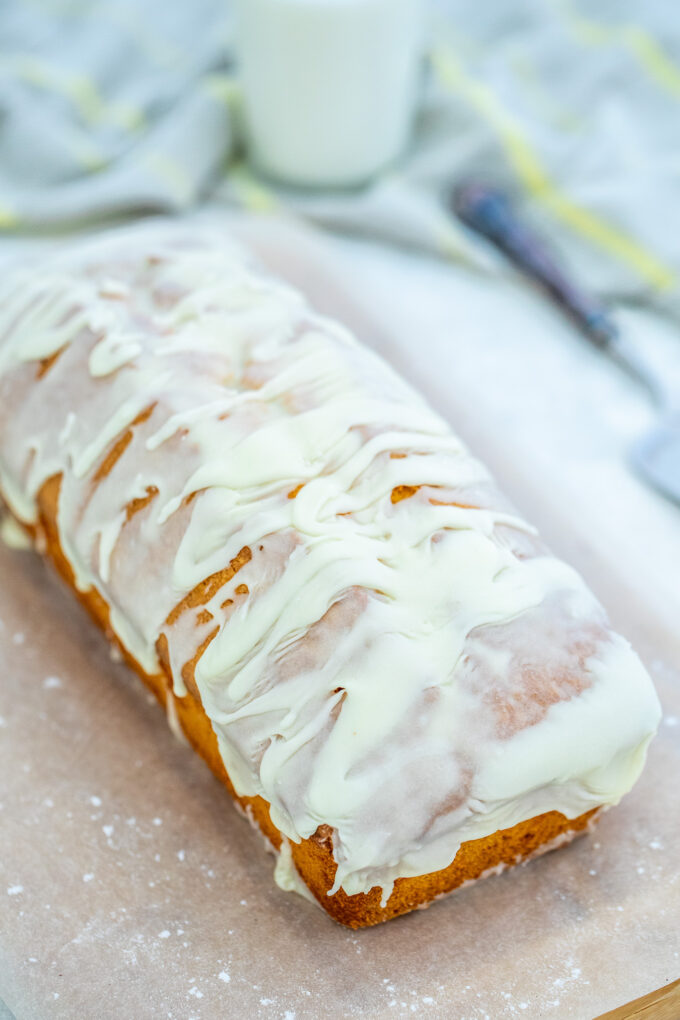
[0,221,661,927]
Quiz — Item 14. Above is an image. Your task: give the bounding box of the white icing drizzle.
[165,690,189,747]
[0,511,32,550]
[0,222,661,901]
[273,838,320,907]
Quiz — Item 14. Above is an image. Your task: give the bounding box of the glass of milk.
[234,0,426,189]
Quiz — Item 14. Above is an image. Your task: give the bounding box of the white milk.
[234,0,425,188]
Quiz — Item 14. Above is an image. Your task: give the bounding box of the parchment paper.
[0,216,678,1020]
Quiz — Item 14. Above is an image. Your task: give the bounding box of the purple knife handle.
[452,182,619,348]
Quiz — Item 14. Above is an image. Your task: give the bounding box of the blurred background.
[1,0,680,623]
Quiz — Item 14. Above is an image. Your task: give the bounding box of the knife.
[451,181,680,507]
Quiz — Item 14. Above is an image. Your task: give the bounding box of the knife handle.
[452,181,619,349]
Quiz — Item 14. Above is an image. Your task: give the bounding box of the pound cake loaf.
[0,221,661,927]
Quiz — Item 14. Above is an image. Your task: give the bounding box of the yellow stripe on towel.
[432,46,675,291]
[0,203,20,230]
[141,153,193,206]
[11,56,145,132]
[229,162,279,214]
[556,1,680,100]
[203,74,240,110]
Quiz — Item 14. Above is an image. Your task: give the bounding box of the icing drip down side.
[0,223,661,900]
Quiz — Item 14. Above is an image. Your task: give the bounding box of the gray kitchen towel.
[1,0,679,309]
[0,0,236,226]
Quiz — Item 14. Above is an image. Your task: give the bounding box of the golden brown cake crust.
[3,471,600,928]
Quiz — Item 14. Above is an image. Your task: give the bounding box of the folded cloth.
[0,0,235,226]
[1,0,679,312]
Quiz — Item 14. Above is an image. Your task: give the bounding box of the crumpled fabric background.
[0,0,235,227]
[2,0,679,309]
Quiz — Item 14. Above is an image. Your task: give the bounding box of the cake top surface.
[0,221,660,898]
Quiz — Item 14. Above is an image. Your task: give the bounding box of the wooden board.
[596,978,680,1020]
